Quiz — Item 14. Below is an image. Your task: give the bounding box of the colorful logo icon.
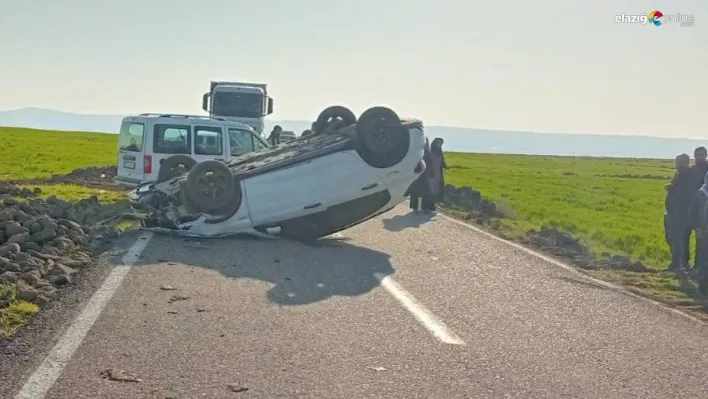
[648,10,663,26]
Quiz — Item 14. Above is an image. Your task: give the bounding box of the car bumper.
[114,176,142,188]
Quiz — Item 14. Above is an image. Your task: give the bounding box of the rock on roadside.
[0,183,131,311]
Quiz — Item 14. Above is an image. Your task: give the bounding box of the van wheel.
[157,155,197,183]
[355,106,410,168]
[313,106,357,134]
[185,160,238,214]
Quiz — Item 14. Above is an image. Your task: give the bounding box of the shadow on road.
[382,211,434,232]
[134,234,395,306]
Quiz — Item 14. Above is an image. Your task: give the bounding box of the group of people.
[406,137,447,214]
[665,146,708,295]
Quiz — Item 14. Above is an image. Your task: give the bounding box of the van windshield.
[119,121,145,152]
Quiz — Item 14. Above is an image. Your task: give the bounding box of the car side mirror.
[202,93,209,112]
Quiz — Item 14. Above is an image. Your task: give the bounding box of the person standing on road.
[267,125,283,146]
[665,153,694,271]
[422,137,448,214]
[688,146,708,267]
[687,171,708,295]
[408,138,433,213]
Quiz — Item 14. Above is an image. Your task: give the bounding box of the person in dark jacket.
[688,146,708,267]
[267,125,282,146]
[686,170,708,295]
[408,138,433,213]
[665,153,694,270]
[420,137,447,213]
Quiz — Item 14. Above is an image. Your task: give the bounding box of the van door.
[244,161,323,227]
[227,127,256,159]
[150,123,192,181]
[116,119,146,186]
[192,125,226,163]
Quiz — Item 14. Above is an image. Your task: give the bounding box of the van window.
[195,126,223,155]
[228,128,255,156]
[154,124,191,154]
[118,122,145,152]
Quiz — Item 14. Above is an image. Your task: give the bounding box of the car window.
[154,124,191,154]
[118,121,144,152]
[228,128,255,156]
[253,135,267,151]
[194,126,223,156]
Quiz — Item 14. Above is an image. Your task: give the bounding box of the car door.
[227,127,256,158]
[116,119,146,184]
[315,151,384,206]
[244,160,323,227]
[192,125,226,163]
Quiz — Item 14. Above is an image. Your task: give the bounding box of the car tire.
[203,184,243,223]
[185,160,239,214]
[157,154,197,183]
[355,106,410,168]
[313,105,357,134]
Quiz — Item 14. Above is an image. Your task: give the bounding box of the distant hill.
[0,107,704,159]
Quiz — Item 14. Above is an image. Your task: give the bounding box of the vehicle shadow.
[381,211,434,232]
[134,234,394,307]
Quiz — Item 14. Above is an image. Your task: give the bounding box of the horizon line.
[1,106,706,142]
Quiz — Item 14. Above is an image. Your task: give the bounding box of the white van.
[115,113,269,187]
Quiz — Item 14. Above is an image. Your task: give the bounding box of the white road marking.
[374,272,465,345]
[15,231,154,399]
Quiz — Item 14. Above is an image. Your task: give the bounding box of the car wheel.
[203,186,243,223]
[157,155,197,183]
[355,106,410,168]
[313,105,357,134]
[185,160,239,214]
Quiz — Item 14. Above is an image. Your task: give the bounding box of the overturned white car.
[128,106,426,239]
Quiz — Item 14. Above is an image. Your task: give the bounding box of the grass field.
[444,152,676,269]
[0,126,120,201]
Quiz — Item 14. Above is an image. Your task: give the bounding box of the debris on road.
[99,368,143,383]
[168,295,190,304]
[367,366,388,372]
[160,285,177,291]
[227,383,249,393]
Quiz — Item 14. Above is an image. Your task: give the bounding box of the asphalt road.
[10,204,708,398]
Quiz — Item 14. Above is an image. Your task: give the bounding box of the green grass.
[445,153,676,269]
[0,285,40,338]
[0,126,124,202]
[0,126,117,180]
[33,183,126,203]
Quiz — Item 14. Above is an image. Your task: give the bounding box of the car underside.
[128,105,426,240]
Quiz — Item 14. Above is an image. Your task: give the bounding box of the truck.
[201,81,274,135]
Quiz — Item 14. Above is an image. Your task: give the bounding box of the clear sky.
[0,0,706,137]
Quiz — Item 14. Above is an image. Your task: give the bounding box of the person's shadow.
[134,234,395,306]
[381,211,435,232]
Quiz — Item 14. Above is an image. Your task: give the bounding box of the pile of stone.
[0,187,130,308]
[524,227,654,273]
[441,185,500,224]
[0,182,42,199]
